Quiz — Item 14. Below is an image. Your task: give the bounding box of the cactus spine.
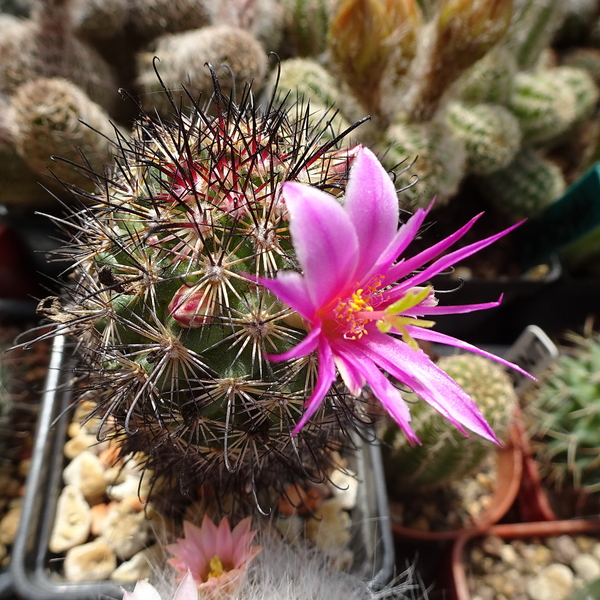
[525,332,600,494]
[38,79,365,507]
[383,353,516,492]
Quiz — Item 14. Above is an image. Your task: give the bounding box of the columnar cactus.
[525,332,600,494]
[383,353,517,492]
[475,147,566,218]
[38,80,363,506]
[445,101,522,175]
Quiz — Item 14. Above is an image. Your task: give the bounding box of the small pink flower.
[167,516,262,597]
[122,569,198,600]
[257,146,532,443]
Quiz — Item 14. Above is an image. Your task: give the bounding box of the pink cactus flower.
[122,569,198,600]
[257,146,531,443]
[167,516,262,597]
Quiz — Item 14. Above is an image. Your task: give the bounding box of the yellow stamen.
[207,555,226,579]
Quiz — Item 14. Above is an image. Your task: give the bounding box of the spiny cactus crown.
[526,332,600,494]
[38,75,370,508]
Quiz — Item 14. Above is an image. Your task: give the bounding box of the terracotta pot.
[391,423,523,542]
[450,519,600,600]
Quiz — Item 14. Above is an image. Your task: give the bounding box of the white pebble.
[63,451,106,502]
[49,485,92,553]
[64,538,117,582]
[572,553,600,582]
[527,563,575,600]
[110,543,164,582]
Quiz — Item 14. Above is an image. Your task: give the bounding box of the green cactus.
[444,101,522,175]
[0,0,117,110]
[475,147,566,219]
[38,78,365,507]
[525,332,600,494]
[563,49,600,88]
[128,0,213,38]
[507,69,579,145]
[552,66,599,123]
[454,45,519,105]
[70,0,129,40]
[383,353,516,492]
[137,25,269,116]
[379,120,466,209]
[281,0,332,57]
[9,77,116,192]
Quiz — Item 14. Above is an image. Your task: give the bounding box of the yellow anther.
[207,555,226,579]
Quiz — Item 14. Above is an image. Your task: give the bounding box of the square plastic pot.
[11,336,395,600]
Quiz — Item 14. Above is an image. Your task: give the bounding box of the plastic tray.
[11,335,395,599]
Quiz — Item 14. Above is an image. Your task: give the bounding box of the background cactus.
[382,353,517,493]
[38,81,366,508]
[525,332,600,495]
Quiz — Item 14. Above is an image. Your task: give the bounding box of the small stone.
[64,434,99,459]
[572,553,600,582]
[17,459,30,479]
[481,535,504,557]
[0,543,6,562]
[499,544,519,566]
[63,451,106,503]
[64,538,117,582]
[527,563,575,600]
[106,474,149,502]
[272,514,304,545]
[101,500,152,559]
[551,535,580,564]
[49,485,92,553]
[0,507,21,545]
[0,474,20,499]
[592,542,600,562]
[575,536,596,553]
[305,497,351,558]
[329,468,358,510]
[110,543,164,582]
[90,502,114,537]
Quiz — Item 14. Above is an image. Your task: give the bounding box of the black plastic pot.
[11,336,395,600]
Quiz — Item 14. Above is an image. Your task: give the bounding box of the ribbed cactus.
[38,79,363,506]
[475,147,566,219]
[525,332,600,494]
[9,77,116,191]
[380,120,466,209]
[137,25,268,115]
[128,0,214,38]
[383,353,516,492]
[282,0,332,57]
[445,101,522,175]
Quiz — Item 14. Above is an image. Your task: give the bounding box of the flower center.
[207,555,227,579]
[333,277,382,339]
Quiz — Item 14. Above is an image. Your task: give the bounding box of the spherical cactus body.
[39,81,365,507]
[137,26,268,115]
[383,353,516,493]
[526,333,600,494]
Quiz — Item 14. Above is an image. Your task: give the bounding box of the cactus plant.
[445,101,522,175]
[0,0,117,110]
[475,147,566,219]
[9,77,117,192]
[137,25,269,115]
[37,77,365,507]
[380,120,466,209]
[383,353,517,493]
[525,332,600,494]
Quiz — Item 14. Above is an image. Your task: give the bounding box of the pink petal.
[292,337,336,434]
[358,333,498,442]
[333,354,365,396]
[173,570,199,600]
[368,206,429,279]
[385,213,484,284]
[401,296,504,316]
[256,271,316,319]
[334,342,418,444]
[343,147,399,281]
[406,326,535,379]
[266,323,321,362]
[283,181,359,308]
[215,517,234,564]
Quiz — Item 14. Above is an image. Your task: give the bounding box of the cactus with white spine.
[37,75,367,507]
[383,353,516,492]
[475,147,566,219]
[445,101,522,175]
